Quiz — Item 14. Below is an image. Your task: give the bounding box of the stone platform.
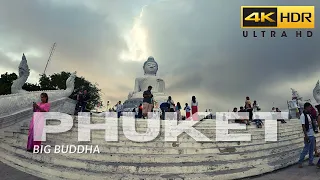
[0,117,317,180]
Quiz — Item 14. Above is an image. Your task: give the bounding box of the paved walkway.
[1,161,320,180]
[0,162,43,180]
[244,163,320,180]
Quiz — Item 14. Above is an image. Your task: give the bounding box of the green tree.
[22,83,41,91]
[39,71,101,110]
[0,72,18,95]
[72,75,101,110]
[39,74,55,90]
[50,71,70,90]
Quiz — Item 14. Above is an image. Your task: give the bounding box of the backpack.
[310,106,317,119]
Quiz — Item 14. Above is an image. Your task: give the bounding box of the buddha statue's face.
[144,61,158,75]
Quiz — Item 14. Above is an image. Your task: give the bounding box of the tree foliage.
[0,71,101,110]
[22,83,41,91]
[0,72,18,95]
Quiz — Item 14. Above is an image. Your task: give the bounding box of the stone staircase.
[0,118,318,180]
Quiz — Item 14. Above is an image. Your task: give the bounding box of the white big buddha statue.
[127,56,167,104]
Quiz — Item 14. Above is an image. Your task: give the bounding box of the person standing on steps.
[253,100,261,112]
[138,104,143,119]
[245,96,253,122]
[298,102,317,168]
[184,103,191,120]
[142,86,153,119]
[115,101,123,119]
[175,102,182,120]
[167,96,175,112]
[311,104,320,157]
[79,90,90,112]
[191,96,199,121]
[317,105,320,160]
[27,93,51,152]
[275,108,287,123]
[160,101,169,120]
[75,90,83,114]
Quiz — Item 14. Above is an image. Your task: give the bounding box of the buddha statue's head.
[143,56,158,75]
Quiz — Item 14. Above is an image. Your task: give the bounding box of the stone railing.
[0,97,76,129]
[0,89,75,118]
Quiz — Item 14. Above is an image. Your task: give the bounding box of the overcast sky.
[0,0,319,111]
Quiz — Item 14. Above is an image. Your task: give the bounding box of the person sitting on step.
[237,106,250,125]
[275,108,287,123]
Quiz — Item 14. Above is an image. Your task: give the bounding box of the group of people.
[141,86,199,120]
[159,96,199,120]
[231,97,261,126]
[231,96,291,127]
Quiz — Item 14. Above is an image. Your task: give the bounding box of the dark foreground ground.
[1,161,320,180]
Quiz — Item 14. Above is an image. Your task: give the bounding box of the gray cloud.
[0,0,129,74]
[0,0,319,111]
[141,0,320,110]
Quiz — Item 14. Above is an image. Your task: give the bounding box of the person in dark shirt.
[138,104,143,118]
[80,90,90,112]
[275,108,287,123]
[160,102,170,120]
[75,90,83,114]
[142,86,153,118]
[237,106,249,125]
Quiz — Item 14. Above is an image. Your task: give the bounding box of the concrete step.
[18,125,303,140]
[1,144,300,180]
[0,139,307,175]
[10,131,313,155]
[16,128,305,143]
[47,118,300,129]
[20,119,302,134]
[0,116,308,179]
[27,121,302,133]
[3,134,316,163]
[10,130,310,149]
[3,119,310,179]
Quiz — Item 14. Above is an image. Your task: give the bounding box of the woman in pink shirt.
[27,93,51,152]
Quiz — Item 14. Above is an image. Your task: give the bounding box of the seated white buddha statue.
[128,57,167,103]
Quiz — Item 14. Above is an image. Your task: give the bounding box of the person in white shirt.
[175,102,182,120]
[115,101,123,119]
[253,100,260,112]
[298,102,318,168]
[231,107,240,122]
[184,103,191,120]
